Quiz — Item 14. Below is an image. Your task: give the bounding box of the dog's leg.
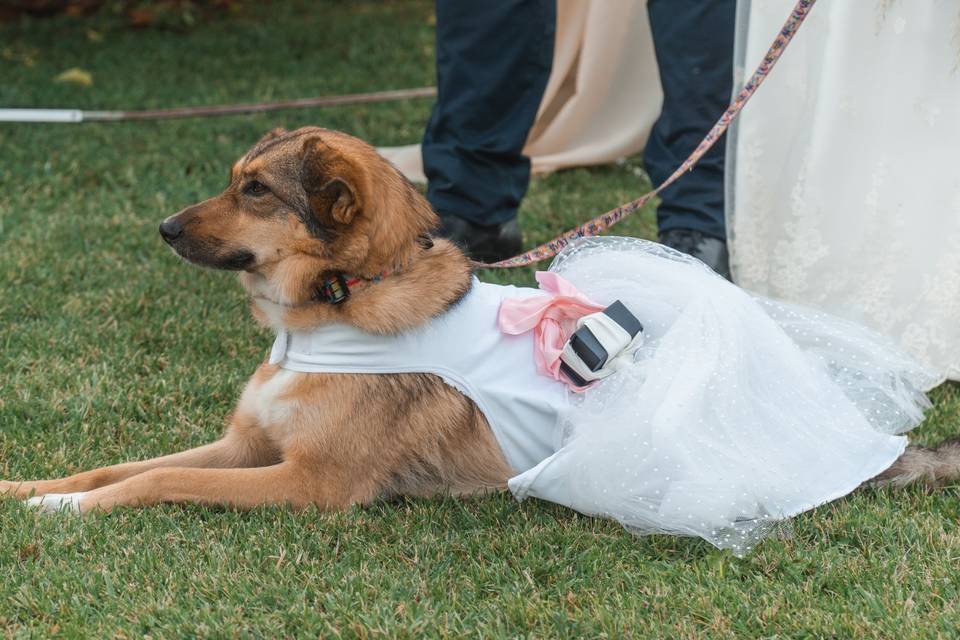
[36,461,361,514]
[0,413,279,499]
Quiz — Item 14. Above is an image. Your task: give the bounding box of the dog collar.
[313,271,389,305]
[313,235,432,304]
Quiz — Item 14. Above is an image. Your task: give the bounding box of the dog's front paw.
[25,492,86,515]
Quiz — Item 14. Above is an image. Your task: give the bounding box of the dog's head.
[160,127,438,306]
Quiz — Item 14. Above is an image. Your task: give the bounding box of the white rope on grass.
[0,87,437,123]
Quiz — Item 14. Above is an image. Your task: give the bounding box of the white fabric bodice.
[268,278,570,474]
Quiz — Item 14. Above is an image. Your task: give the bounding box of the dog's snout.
[159,218,184,243]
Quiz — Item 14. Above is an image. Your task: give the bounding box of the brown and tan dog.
[1,126,957,514]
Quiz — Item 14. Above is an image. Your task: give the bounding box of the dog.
[1,126,958,515]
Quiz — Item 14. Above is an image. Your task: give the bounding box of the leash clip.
[559,300,644,388]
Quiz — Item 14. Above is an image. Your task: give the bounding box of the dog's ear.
[300,136,361,226]
[312,177,357,225]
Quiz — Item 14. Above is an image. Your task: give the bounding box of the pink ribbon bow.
[498,271,604,388]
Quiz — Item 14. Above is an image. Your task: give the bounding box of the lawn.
[2,1,959,637]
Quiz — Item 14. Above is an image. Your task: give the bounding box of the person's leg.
[423,0,555,263]
[645,0,735,277]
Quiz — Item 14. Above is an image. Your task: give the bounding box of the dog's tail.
[871,439,960,488]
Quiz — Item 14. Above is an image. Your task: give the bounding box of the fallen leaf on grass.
[53,67,93,87]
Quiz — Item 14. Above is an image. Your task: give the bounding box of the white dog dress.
[270,237,935,554]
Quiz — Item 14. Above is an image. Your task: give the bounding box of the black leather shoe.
[437,215,523,264]
[659,228,731,280]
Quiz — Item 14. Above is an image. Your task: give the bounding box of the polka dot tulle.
[506,237,936,555]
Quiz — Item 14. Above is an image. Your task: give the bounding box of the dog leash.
[482,0,818,269]
[0,87,437,123]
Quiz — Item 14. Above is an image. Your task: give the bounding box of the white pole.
[0,109,85,123]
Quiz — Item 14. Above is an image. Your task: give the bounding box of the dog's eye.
[244,180,270,196]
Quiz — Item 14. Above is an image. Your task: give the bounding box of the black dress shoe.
[659,228,731,279]
[437,215,523,264]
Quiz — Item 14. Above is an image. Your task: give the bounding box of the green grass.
[1,2,959,637]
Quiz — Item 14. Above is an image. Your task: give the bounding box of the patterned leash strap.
[483,0,817,269]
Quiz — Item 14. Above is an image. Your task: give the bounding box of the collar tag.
[317,273,351,304]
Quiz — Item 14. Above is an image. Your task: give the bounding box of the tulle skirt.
[507,237,936,554]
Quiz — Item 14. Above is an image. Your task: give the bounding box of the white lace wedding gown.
[728,0,960,385]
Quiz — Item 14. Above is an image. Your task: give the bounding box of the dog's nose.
[159,219,183,243]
